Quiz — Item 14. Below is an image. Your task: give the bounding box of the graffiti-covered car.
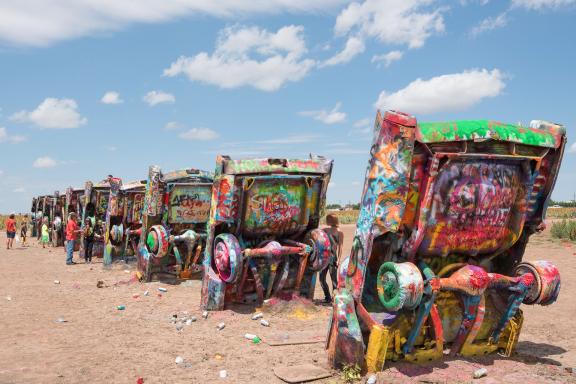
[103,178,146,265]
[79,179,112,259]
[137,166,214,281]
[201,155,333,311]
[327,110,566,372]
[31,193,62,244]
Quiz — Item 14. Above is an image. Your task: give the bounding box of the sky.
[0,0,575,213]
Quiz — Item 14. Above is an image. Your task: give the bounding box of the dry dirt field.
[1,224,575,384]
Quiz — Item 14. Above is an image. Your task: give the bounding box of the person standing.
[320,214,344,303]
[5,214,17,250]
[41,217,50,248]
[65,213,81,265]
[82,218,94,264]
[20,215,29,247]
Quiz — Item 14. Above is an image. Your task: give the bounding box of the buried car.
[137,166,214,281]
[201,155,333,311]
[103,178,146,266]
[327,110,566,372]
[79,178,112,259]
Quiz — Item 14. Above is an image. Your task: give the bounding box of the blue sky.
[1,0,575,213]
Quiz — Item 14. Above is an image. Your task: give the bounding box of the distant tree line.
[550,200,576,207]
[326,203,361,210]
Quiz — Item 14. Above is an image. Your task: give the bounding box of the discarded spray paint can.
[117,305,126,310]
[54,280,60,284]
[219,370,227,378]
[202,310,209,319]
[244,333,257,340]
[158,287,167,292]
[473,368,487,379]
[251,312,263,320]
[217,322,225,330]
[260,319,270,327]
[143,290,149,296]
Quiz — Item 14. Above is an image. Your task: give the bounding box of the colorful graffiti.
[169,185,211,223]
[327,110,567,372]
[137,165,213,282]
[201,156,333,311]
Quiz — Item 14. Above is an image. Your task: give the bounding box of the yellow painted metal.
[404,346,443,363]
[460,342,498,357]
[365,325,390,373]
[498,311,524,357]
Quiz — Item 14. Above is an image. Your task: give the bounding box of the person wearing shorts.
[5,214,17,250]
[20,215,29,247]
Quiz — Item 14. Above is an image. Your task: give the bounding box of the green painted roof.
[417,120,557,148]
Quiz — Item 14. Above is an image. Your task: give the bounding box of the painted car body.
[31,193,62,243]
[79,179,112,259]
[137,166,214,281]
[327,110,566,372]
[201,155,334,311]
[103,178,146,265]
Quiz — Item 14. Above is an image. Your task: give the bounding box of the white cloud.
[354,118,371,128]
[33,156,58,168]
[178,128,219,141]
[164,25,315,91]
[0,0,346,47]
[299,102,347,124]
[375,68,505,114]
[568,142,576,153]
[13,187,25,193]
[512,0,576,9]
[322,37,365,67]
[100,91,123,104]
[104,145,117,151]
[143,91,175,106]
[11,98,87,129]
[164,121,182,130]
[0,170,4,176]
[470,12,508,36]
[0,127,27,144]
[258,134,320,144]
[371,50,404,67]
[349,117,372,136]
[334,0,445,49]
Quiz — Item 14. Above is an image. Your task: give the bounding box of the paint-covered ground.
[0,224,574,384]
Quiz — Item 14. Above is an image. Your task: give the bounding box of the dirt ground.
[1,224,575,384]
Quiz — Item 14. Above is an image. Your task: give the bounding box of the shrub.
[550,220,576,241]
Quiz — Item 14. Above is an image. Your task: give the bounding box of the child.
[20,215,28,247]
[320,214,344,303]
[41,217,50,248]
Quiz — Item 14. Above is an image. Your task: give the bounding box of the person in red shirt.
[5,213,17,250]
[65,212,81,265]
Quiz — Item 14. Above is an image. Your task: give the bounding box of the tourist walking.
[65,213,81,265]
[20,215,29,247]
[320,214,344,303]
[5,213,17,250]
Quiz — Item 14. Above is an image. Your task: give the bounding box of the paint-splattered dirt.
[0,224,574,383]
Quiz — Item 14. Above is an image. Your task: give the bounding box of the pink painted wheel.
[515,260,560,305]
[214,233,242,283]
